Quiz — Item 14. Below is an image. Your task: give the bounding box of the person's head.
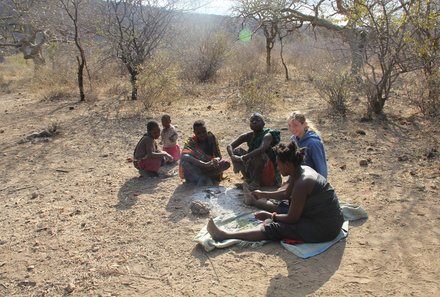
[249,113,265,132]
[288,111,314,138]
[147,120,161,139]
[193,120,208,141]
[161,114,171,129]
[274,142,305,176]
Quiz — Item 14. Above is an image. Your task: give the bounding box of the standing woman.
[288,111,328,178]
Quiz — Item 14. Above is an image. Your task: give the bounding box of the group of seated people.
[133,111,344,244]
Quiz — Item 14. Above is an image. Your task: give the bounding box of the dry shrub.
[32,64,77,101]
[0,54,34,92]
[228,74,280,115]
[30,44,79,100]
[403,70,440,118]
[224,43,279,114]
[180,32,230,83]
[225,42,265,84]
[312,70,354,118]
[137,53,180,110]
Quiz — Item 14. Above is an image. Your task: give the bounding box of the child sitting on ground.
[160,114,180,162]
[133,120,173,176]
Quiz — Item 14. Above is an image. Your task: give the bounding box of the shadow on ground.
[116,176,163,210]
[190,239,345,296]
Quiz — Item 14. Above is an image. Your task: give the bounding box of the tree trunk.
[345,30,368,75]
[129,69,138,101]
[77,56,85,102]
[266,42,272,74]
[279,36,289,80]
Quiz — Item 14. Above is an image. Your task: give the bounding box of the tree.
[358,0,410,115]
[0,0,48,67]
[233,0,301,74]
[101,0,180,101]
[400,0,440,113]
[59,0,88,101]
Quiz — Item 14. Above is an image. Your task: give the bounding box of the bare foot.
[243,183,256,206]
[207,218,227,241]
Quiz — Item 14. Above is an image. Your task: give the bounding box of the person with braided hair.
[207,142,344,243]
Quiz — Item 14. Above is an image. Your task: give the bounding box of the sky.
[194,0,234,15]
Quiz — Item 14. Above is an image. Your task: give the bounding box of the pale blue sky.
[195,0,234,15]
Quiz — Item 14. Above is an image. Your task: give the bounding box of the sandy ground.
[1,81,439,296]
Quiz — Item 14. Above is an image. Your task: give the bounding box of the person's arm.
[227,132,251,162]
[308,141,328,179]
[169,127,178,143]
[253,178,294,201]
[180,153,215,168]
[272,177,315,224]
[209,133,222,159]
[241,133,273,161]
[144,138,172,160]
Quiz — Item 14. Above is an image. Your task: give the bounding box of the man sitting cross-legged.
[180,120,230,186]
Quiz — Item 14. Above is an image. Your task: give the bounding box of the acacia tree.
[399,0,440,112]
[101,0,179,101]
[358,0,411,115]
[0,0,48,67]
[233,0,300,74]
[233,0,374,75]
[59,0,88,101]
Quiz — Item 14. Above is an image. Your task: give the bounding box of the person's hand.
[231,155,242,162]
[164,153,173,162]
[252,190,263,200]
[254,211,272,221]
[205,159,217,168]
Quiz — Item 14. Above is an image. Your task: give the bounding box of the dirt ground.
[1,79,439,297]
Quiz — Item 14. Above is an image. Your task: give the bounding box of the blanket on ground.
[194,202,368,258]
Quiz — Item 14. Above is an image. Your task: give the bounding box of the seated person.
[180,120,230,186]
[227,113,281,190]
[207,142,344,243]
[288,111,327,178]
[133,120,173,176]
[160,114,180,161]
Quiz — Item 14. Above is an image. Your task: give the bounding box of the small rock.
[339,164,347,170]
[69,106,75,110]
[398,155,409,162]
[92,246,99,252]
[18,279,36,287]
[207,105,212,110]
[410,170,417,176]
[366,146,374,151]
[356,129,366,135]
[190,201,210,216]
[27,265,34,272]
[0,240,7,245]
[0,129,4,133]
[31,192,39,199]
[359,159,369,166]
[65,282,75,293]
